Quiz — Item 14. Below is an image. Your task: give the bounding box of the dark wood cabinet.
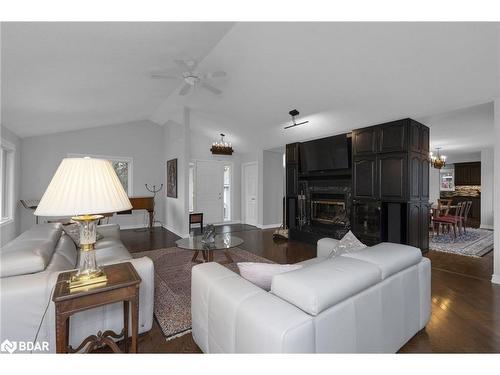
[353,157,377,199]
[379,121,407,153]
[352,127,377,155]
[286,143,300,165]
[352,119,430,251]
[378,153,407,201]
[286,165,298,196]
[454,162,481,186]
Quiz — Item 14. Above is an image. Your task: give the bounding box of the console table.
[52,262,141,353]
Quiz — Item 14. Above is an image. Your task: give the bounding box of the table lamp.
[34,157,132,290]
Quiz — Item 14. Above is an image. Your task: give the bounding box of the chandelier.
[429,148,446,169]
[210,133,233,155]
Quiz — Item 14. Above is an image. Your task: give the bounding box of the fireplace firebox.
[311,198,347,226]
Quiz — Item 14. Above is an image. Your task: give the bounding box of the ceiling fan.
[150,59,226,96]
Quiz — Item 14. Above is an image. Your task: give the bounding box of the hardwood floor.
[121,226,500,353]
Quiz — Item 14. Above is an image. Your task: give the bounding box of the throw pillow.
[63,223,104,246]
[328,230,367,258]
[237,262,303,291]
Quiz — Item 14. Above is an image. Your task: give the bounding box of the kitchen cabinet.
[454,162,481,186]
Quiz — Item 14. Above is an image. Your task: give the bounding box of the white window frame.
[67,153,133,195]
[0,138,16,226]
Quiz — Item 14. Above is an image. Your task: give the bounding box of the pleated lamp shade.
[34,157,132,216]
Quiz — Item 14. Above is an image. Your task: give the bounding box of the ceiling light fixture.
[284,109,309,129]
[429,147,447,169]
[211,133,233,155]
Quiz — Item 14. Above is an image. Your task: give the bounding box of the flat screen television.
[299,134,351,173]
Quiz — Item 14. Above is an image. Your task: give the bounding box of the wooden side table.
[52,262,141,353]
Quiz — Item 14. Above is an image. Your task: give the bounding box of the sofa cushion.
[95,239,131,265]
[237,262,303,291]
[341,242,422,279]
[0,224,63,278]
[271,257,382,316]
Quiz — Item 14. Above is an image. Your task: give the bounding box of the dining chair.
[461,201,472,233]
[437,198,453,216]
[433,201,464,238]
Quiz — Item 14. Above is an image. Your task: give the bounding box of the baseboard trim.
[492,274,500,285]
[161,224,188,238]
[257,223,282,230]
[480,224,494,230]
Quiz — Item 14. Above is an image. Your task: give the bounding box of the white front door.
[243,163,258,226]
[195,160,223,224]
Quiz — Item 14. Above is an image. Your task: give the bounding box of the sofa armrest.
[317,237,339,258]
[191,262,314,353]
[97,224,121,240]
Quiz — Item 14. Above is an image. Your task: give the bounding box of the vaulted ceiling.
[2,22,499,154]
[1,22,233,137]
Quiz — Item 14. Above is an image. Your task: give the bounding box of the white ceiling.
[418,102,494,160]
[1,22,234,137]
[152,22,499,153]
[2,22,499,153]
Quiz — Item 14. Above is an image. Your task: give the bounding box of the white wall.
[0,125,22,245]
[429,167,440,204]
[481,148,494,229]
[19,120,165,232]
[163,109,190,237]
[493,98,500,284]
[262,150,284,227]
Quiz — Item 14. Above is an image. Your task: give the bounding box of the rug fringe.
[165,329,192,342]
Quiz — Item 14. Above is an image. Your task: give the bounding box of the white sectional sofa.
[191,238,431,353]
[0,223,154,353]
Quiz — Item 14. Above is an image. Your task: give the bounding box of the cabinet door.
[420,202,430,251]
[353,157,377,199]
[379,120,407,153]
[286,143,299,165]
[409,123,421,153]
[409,154,421,200]
[407,202,421,248]
[378,153,407,201]
[420,126,430,155]
[469,163,481,185]
[286,165,298,196]
[420,157,430,200]
[352,127,377,155]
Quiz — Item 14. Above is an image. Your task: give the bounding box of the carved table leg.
[130,288,139,353]
[55,308,69,353]
[123,300,129,353]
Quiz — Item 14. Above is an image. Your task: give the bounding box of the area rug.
[132,247,274,340]
[429,228,493,257]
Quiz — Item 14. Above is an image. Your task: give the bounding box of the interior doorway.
[192,160,233,225]
[242,162,258,226]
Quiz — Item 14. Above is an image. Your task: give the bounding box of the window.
[68,153,133,195]
[223,165,231,221]
[1,139,15,226]
[189,163,195,212]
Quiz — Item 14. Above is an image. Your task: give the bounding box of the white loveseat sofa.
[0,223,154,353]
[191,238,431,353]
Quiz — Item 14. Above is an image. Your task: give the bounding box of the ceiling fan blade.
[150,73,179,79]
[179,83,192,96]
[174,59,198,71]
[204,71,227,79]
[201,82,222,95]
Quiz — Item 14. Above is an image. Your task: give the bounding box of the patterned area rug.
[132,247,273,340]
[429,228,493,257]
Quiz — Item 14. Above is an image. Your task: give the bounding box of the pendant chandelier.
[429,147,446,169]
[210,133,233,155]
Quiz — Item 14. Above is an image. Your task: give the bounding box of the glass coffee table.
[175,233,244,264]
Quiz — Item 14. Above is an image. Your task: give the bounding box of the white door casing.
[242,162,258,226]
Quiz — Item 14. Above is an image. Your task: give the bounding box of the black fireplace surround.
[286,118,430,251]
